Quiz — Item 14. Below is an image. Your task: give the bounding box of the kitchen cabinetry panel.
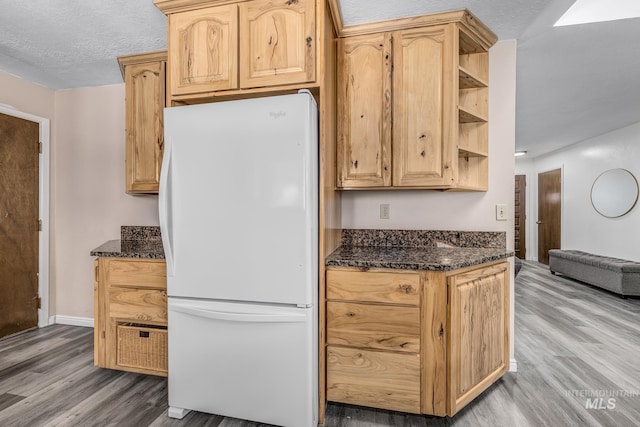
[109,288,168,323]
[118,52,167,194]
[108,259,167,288]
[448,262,509,415]
[326,269,419,305]
[326,346,421,413]
[336,11,495,190]
[393,26,455,187]
[95,258,168,376]
[326,260,509,416]
[239,0,315,88]
[327,301,420,352]
[168,4,239,95]
[337,33,392,188]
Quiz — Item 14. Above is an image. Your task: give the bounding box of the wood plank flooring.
[1,261,639,426]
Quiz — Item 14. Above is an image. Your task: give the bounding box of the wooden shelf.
[458,147,487,158]
[458,106,487,123]
[459,66,487,89]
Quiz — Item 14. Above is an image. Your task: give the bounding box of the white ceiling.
[0,0,638,158]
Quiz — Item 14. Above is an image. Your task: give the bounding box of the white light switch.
[380,204,390,219]
[496,204,508,221]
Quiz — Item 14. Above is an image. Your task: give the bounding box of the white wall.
[53,84,159,319]
[1,72,159,321]
[342,40,518,365]
[516,120,640,262]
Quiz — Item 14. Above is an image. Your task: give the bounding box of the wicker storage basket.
[116,323,168,373]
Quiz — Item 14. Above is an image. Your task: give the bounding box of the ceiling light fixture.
[555,0,640,26]
[514,151,527,157]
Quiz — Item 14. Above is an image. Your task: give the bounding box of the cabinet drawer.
[327,270,420,305]
[109,288,167,323]
[116,324,167,374]
[327,346,421,413]
[327,302,420,352]
[108,260,166,289]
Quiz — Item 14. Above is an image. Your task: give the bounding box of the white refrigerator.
[159,91,318,427]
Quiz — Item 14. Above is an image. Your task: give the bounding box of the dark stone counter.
[90,239,165,259]
[326,245,513,271]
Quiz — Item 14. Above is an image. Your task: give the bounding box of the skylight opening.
[554,0,640,26]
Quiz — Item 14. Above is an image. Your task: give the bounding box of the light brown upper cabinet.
[118,51,167,194]
[239,0,315,88]
[168,4,238,95]
[336,11,495,191]
[336,33,392,188]
[156,0,316,101]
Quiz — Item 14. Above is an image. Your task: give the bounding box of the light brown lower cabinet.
[325,261,510,416]
[94,258,168,376]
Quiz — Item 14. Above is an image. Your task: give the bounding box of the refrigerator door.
[168,297,318,427]
[160,92,318,306]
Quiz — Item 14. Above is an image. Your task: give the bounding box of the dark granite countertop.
[326,246,513,271]
[90,239,165,259]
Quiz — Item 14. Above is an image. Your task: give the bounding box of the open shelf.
[458,148,487,158]
[458,106,487,123]
[459,66,487,89]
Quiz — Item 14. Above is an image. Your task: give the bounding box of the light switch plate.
[380,204,390,219]
[496,204,508,221]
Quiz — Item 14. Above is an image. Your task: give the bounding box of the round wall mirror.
[590,168,639,218]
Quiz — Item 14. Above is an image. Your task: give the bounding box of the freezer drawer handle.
[171,304,307,323]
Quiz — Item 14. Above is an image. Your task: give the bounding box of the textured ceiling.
[0,0,638,157]
[0,0,166,89]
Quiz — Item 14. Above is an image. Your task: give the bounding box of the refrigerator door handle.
[171,304,308,323]
[159,141,175,277]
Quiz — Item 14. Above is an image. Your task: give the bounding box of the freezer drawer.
[168,298,318,427]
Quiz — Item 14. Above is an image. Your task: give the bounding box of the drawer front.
[327,301,420,352]
[327,270,420,305]
[116,324,167,374]
[108,259,166,289]
[327,346,421,413]
[109,288,167,323]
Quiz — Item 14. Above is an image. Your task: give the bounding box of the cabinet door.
[337,33,392,188]
[125,60,165,194]
[239,0,315,88]
[448,263,509,415]
[168,4,238,95]
[392,26,456,187]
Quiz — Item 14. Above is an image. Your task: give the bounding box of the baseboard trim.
[50,315,94,328]
[509,358,518,372]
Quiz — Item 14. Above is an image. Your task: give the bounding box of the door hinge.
[38,142,43,154]
[35,295,41,309]
[38,219,42,231]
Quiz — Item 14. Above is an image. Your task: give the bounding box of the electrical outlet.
[380,204,390,219]
[496,204,508,221]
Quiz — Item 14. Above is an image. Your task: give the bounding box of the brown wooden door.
[0,113,39,339]
[538,169,561,264]
[514,175,526,259]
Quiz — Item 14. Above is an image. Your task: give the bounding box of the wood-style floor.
[1,261,639,426]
